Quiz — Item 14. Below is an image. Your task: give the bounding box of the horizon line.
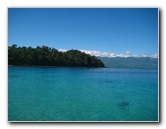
[59,49,158,59]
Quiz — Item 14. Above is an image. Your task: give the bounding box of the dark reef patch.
[117,101,130,108]
[99,80,114,84]
[9,75,18,78]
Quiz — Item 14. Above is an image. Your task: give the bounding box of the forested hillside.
[8,44,104,67]
[98,57,158,68]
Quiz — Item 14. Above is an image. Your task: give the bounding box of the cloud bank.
[58,49,158,58]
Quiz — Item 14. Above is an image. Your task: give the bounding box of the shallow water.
[8,66,158,121]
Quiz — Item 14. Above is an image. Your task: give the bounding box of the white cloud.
[81,50,158,58]
[150,54,158,58]
[58,49,67,52]
[142,54,147,57]
[132,54,139,57]
[58,49,158,58]
[141,54,158,58]
[80,50,133,58]
[109,53,116,57]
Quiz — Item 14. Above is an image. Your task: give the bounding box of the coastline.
[8,65,158,69]
[8,65,105,68]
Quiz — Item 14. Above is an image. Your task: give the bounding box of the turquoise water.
[8,66,158,121]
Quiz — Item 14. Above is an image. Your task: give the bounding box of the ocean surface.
[8,66,158,121]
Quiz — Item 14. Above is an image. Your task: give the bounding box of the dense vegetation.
[8,44,104,67]
[98,57,158,68]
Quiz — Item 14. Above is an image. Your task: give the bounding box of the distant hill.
[98,57,158,68]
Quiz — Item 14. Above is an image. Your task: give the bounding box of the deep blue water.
[8,66,158,121]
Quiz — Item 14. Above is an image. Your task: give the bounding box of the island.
[8,44,105,67]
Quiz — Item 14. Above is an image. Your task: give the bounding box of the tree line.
[8,44,104,67]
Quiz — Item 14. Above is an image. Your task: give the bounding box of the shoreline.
[8,65,105,68]
[8,65,158,69]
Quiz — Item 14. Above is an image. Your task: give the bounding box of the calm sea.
[8,66,158,121]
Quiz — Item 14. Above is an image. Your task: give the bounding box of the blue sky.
[8,8,158,57]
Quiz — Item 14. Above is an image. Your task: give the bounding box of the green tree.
[8,44,105,67]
